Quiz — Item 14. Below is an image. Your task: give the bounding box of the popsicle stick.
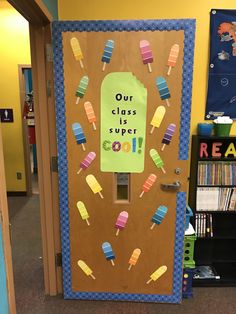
[161,144,166,152]
[139,191,144,198]
[90,274,96,280]
[111,260,115,266]
[116,229,120,236]
[150,126,155,134]
[81,143,86,151]
[128,264,132,271]
[150,223,156,230]
[79,60,84,69]
[102,62,106,72]
[161,167,166,174]
[98,191,104,199]
[76,97,80,104]
[77,168,83,175]
[86,219,90,226]
[146,278,153,284]
[165,99,170,107]
[147,63,152,73]
[167,66,171,76]
[92,122,96,130]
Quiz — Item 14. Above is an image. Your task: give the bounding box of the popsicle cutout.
[76,201,90,226]
[115,211,129,236]
[139,174,157,198]
[77,152,96,174]
[84,101,97,130]
[75,76,89,104]
[151,205,168,229]
[146,265,167,284]
[70,37,84,68]
[102,242,115,266]
[167,44,179,76]
[102,39,115,71]
[128,248,141,270]
[150,106,166,134]
[77,260,95,280]
[139,40,153,73]
[149,149,166,174]
[156,77,171,107]
[86,174,103,199]
[72,122,86,151]
[161,123,176,151]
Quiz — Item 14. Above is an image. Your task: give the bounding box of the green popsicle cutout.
[149,148,166,174]
[75,75,89,104]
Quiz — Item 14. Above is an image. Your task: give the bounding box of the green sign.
[100,72,147,172]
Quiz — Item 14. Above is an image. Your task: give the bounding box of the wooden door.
[53,19,195,303]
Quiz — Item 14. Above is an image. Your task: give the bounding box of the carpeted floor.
[7,195,236,314]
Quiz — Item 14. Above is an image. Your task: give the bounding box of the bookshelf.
[189,135,236,286]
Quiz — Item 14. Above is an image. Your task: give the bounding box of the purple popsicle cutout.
[161,123,176,151]
[77,152,96,174]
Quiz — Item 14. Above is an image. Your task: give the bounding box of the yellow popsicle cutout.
[70,37,84,68]
[86,174,104,199]
[146,265,167,284]
[76,201,90,225]
[77,260,95,280]
[150,106,166,134]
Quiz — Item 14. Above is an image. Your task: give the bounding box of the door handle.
[161,181,181,192]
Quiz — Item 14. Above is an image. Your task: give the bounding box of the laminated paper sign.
[100,72,147,172]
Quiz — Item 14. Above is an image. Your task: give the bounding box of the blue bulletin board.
[52,19,195,303]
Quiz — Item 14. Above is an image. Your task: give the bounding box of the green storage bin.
[183,235,196,268]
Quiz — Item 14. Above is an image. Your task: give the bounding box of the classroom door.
[53,19,195,303]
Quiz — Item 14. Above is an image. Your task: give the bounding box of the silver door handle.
[161,181,181,191]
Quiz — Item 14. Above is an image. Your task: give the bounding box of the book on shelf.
[195,213,213,238]
[193,265,220,280]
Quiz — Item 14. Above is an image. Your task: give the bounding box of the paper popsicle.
[167,44,179,76]
[128,248,141,270]
[75,76,89,104]
[150,149,166,174]
[86,174,103,199]
[150,106,166,134]
[70,37,84,68]
[84,101,97,130]
[151,205,168,229]
[102,242,115,266]
[72,122,86,151]
[139,174,157,198]
[161,123,176,151]
[156,77,171,107]
[76,201,90,226]
[146,265,167,284]
[140,40,153,73]
[77,260,95,280]
[102,40,115,71]
[77,152,96,174]
[115,211,129,236]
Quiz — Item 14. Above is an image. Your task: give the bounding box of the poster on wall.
[52,19,195,304]
[205,9,236,120]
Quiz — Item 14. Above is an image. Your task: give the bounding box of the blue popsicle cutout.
[72,122,86,151]
[102,40,115,71]
[156,77,171,106]
[151,205,168,230]
[102,242,115,266]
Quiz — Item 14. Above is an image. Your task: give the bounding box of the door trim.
[18,64,32,196]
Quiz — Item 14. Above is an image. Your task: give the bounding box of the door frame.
[6,0,61,296]
[18,64,32,196]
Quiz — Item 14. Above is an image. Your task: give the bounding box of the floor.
[7,194,236,314]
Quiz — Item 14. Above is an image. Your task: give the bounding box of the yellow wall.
[58,0,236,136]
[0,2,31,191]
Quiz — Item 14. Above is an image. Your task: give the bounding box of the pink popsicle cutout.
[115,211,129,236]
[139,40,153,73]
[77,152,96,174]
